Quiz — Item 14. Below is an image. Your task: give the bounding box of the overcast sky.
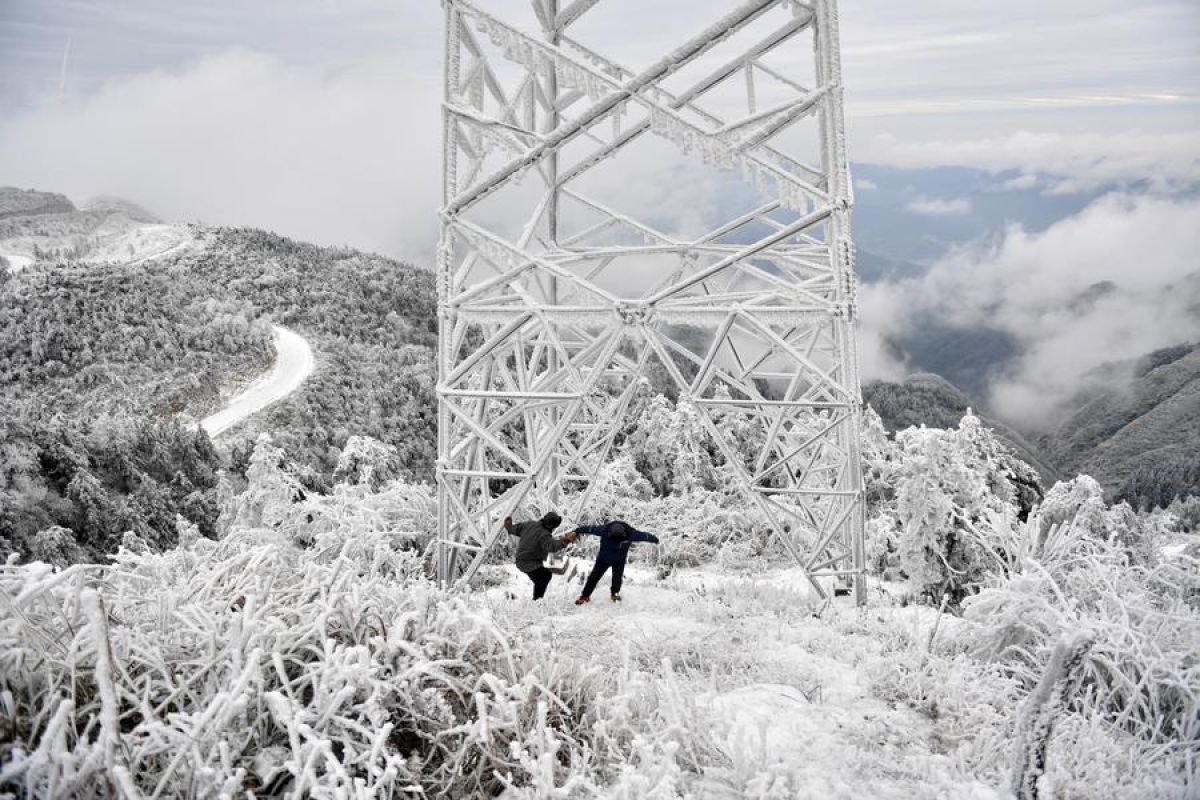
[1,0,1197,261]
[4,1,1196,124]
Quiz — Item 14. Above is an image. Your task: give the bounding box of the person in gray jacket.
[504,511,577,600]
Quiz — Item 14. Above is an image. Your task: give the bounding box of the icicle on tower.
[436,0,867,603]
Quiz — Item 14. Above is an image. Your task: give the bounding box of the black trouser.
[581,560,625,598]
[525,567,554,600]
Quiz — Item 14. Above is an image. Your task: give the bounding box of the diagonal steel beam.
[445,0,780,217]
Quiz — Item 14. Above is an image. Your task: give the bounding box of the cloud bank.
[906,196,971,216]
[859,192,1200,428]
[0,48,735,267]
[0,51,443,265]
[861,130,1200,192]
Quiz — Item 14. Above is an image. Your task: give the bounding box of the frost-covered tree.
[875,413,1030,602]
[223,434,303,532]
[28,525,86,567]
[621,395,718,495]
[1040,476,1155,565]
[333,435,403,490]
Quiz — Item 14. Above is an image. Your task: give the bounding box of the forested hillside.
[0,253,272,564]
[0,187,74,219]
[1,222,437,564]
[1042,342,1200,508]
[1,261,274,417]
[181,226,439,482]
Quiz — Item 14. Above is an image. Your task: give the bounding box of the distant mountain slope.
[0,186,192,267]
[0,187,75,219]
[864,373,1058,482]
[1041,343,1200,504]
[883,318,1022,402]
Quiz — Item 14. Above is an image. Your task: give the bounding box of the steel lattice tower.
[437,0,866,603]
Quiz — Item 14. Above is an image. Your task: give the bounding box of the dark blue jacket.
[576,521,659,565]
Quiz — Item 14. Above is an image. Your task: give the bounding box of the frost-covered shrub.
[942,503,1200,795]
[27,526,86,568]
[1166,495,1200,533]
[864,513,900,578]
[296,477,437,560]
[218,433,437,563]
[573,450,784,574]
[583,453,655,514]
[962,533,1200,745]
[859,479,1198,798]
[884,414,1026,603]
[119,530,150,554]
[860,406,895,518]
[221,433,304,533]
[861,412,1049,603]
[622,395,719,495]
[332,434,404,490]
[869,637,1187,799]
[1040,475,1157,565]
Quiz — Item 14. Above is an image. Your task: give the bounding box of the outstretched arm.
[543,530,577,555]
[574,525,608,538]
[630,529,660,544]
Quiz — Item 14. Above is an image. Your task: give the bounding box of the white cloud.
[0,46,739,267]
[906,196,971,216]
[999,174,1039,191]
[858,193,1200,428]
[0,51,443,264]
[862,130,1200,190]
[854,177,878,191]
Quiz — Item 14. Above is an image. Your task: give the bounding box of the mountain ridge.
[1040,342,1200,505]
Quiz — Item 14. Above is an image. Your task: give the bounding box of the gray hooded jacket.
[511,518,566,573]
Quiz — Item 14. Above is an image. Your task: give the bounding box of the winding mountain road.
[1,251,33,272]
[201,325,314,438]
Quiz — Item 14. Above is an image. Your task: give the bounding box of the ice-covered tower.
[437,0,866,603]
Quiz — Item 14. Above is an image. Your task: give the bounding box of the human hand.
[503,516,513,528]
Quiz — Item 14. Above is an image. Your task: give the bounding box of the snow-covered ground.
[93,222,194,263]
[201,325,314,437]
[0,217,194,269]
[486,563,1003,798]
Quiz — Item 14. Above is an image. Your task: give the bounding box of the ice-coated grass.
[2,424,1197,797]
[866,513,1200,799]
[0,522,714,797]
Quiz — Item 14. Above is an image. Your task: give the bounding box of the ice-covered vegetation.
[0,416,223,566]
[0,261,273,417]
[2,394,1197,797]
[0,226,437,566]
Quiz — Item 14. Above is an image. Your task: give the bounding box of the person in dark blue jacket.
[572,521,659,604]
